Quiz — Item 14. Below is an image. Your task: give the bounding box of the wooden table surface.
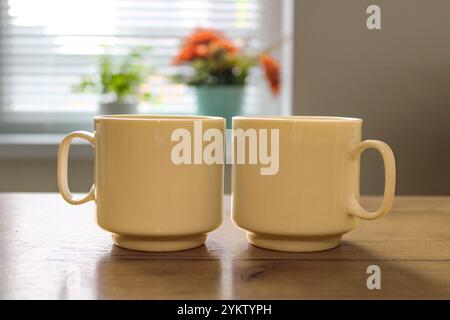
[0,193,449,300]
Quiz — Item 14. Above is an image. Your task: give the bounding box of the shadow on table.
[95,240,450,299]
[95,243,224,299]
[228,241,450,299]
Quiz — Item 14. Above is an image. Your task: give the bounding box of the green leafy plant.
[73,47,153,103]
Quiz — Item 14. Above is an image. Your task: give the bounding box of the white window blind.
[0,0,282,117]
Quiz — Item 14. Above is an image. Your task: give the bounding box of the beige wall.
[293,0,450,195]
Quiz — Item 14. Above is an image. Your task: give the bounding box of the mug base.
[111,233,207,252]
[247,233,342,252]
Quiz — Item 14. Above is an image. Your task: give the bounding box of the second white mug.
[231,116,396,252]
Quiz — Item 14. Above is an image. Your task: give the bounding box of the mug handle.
[347,140,396,220]
[57,131,95,205]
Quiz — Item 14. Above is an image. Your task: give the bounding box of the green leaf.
[73,46,154,103]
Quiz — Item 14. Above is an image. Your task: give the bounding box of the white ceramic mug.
[57,115,225,252]
[232,116,396,252]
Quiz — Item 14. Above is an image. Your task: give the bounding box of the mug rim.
[233,116,362,123]
[94,114,225,122]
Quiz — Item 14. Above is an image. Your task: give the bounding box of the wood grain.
[0,193,449,299]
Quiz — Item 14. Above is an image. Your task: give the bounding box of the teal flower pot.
[194,86,245,128]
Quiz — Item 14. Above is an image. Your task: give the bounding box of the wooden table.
[0,193,449,299]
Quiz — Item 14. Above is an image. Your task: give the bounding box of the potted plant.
[173,29,280,127]
[73,47,152,115]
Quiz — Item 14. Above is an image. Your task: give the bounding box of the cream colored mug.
[232,116,396,252]
[57,115,225,252]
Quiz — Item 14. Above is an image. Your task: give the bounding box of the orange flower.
[173,29,238,64]
[172,28,282,93]
[194,44,209,58]
[172,45,196,64]
[186,28,221,45]
[259,54,281,95]
[209,38,237,54]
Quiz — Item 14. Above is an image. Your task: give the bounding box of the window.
[0,0,290,132]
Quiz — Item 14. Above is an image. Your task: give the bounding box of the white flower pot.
[99,102,138,115]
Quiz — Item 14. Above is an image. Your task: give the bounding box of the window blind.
[0,0,281,116]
